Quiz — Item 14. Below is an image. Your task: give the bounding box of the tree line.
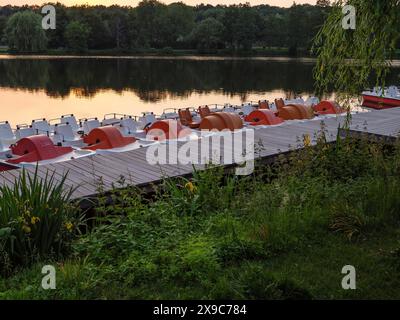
[0,58,322,99]
[0,1,333,54]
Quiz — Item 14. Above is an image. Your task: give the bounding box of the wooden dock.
[339,107,400,143]
[1,107,399,201]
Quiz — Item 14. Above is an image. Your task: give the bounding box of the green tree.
[235,4,262,50]
[45,3,69,49]
[64,21,90,52]
[221,5,240,49]
[107,6,129,50]
[83,11,112,49]
[221,4,260,50]
[287,5,308,56]
[163,3,195,48]
[261,13,286,48]
[190,17,224,51]
[313,0,400,106]
[127,9,140,49]
[4,11,47,52]
[0,16,7,45]
[134,0,167,48]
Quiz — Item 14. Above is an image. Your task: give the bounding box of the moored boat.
[0,95,345,171]
[0,135,94,171]
[362,86,400,109]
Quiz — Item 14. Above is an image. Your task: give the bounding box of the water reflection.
[0,56,399,125]
[0,58,319,100]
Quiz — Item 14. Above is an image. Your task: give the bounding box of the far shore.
[1,47,399,64]
[0,46,314,58]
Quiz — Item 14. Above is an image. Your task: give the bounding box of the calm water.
[0,56,399,126]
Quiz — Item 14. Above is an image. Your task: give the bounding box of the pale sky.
[0,1,317,8]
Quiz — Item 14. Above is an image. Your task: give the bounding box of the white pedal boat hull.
[1,149,95,169]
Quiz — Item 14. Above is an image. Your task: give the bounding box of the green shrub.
[0,169,83,274]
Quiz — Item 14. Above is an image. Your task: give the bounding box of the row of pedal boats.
[0,97,348,171]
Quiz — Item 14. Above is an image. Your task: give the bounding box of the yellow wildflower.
[22,225,31,234]
[185,181,196,193]
[31,216,40,225]
[65,222,73,232]
[303,134,311,147]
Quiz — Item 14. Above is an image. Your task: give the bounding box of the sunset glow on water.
[0,56,324,126]
[0,87,282,125]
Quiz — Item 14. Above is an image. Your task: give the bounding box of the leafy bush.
[0,169,83,275]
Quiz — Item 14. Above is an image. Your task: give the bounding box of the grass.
[0,134,400,299]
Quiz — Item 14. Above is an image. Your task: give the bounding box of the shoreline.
[0,47,313,59]
[0,54,318,62]
[1,50,399,65]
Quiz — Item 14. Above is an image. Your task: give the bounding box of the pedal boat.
[0,135,94,171]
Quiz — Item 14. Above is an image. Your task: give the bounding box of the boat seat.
[61,114,80,132]
[15,125,36,140]
[102,118,120,126]
[275,98,286,110]
[32,119,53,136]
[0,121,17,145]
[258,100,269,109]
[0,140,11,158]
[160,109,178,120]
[118,117,140,135]
[223,105,236,113]
[373,87,383,96]
[305,96,320,107]
[386,86,399,98]
[102,117,121,126]
[178,108,200,129]
[53,124,84,147]
[241,104,255,116]
[138,112,157,130]
[285,97,305,105]
[269,102,277,112]
[198,106,212,119]
[81,118,100,134]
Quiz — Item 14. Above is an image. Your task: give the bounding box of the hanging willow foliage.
[4,11,47,53]
[313,0,400,109]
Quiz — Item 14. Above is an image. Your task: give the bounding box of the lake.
[0,56,399,126]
